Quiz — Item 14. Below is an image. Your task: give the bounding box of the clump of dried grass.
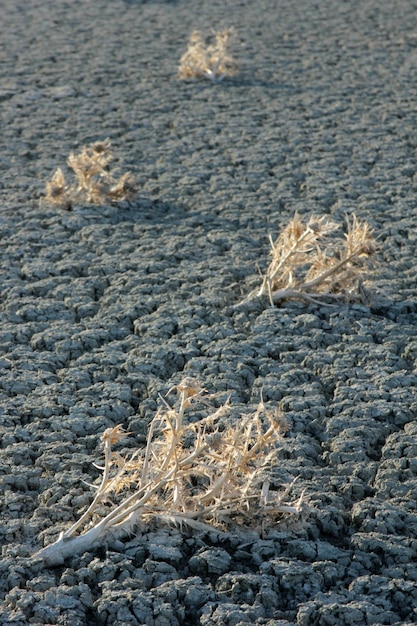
[35,379,302,566]
[178,28,239,81]
[245,213,378,306]
[43,139,136,209]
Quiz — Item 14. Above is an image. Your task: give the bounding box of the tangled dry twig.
[44,139,136,209]
[244,213,378,306]
[35,379,302,566]
[178,28,239,82]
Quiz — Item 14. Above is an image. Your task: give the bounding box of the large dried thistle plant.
[43,139,136,209]
[178,28,239,82]
[246,213,378,306]
[35,379,302,566]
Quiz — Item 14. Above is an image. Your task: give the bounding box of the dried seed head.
[345,215,377,258]
[101,424,128,447]
[46,168,66,193]
[177,377,204,400]
[216,28,235,46]
[307,215,338,237]
[360,241,377,256]
[49,185,64,198]
[108,172,136,200]
[189,30,203,46]
[286,213,305,240]
[308,221,322,235]
[44,168,72,209]
[91,139,111,154]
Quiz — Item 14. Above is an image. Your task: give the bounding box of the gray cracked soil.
[1,0,417,624]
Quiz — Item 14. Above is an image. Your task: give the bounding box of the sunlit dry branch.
[43,140,136,208]
[244,213,378,306]
[35,378,302,566]
[178,28,239,82]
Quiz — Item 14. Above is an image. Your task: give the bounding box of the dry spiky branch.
[35,379,302,566]
[178,28,239,82]
[245,213,378,306]
[43,139,136,209]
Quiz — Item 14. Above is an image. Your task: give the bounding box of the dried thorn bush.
[43,139,136,209]
[178,28,239,82]
[244,213,378,306]
[35,378,302,566]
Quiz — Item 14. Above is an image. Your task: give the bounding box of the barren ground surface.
[1,0,417,624]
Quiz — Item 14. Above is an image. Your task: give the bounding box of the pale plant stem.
[210,53,222,80]
[258,228,314,299]
[157,505,219,521]
[139,414,159,489]
[66,402,184,540]
[63,437,112,539]
[35,383,302,567]
[269,288,334,303]
[211,492,301,516]
[243,424,276,461]
[35,440,212,566]
[300,249,360,291]
[36,521,106,566]
[98,441,209,530]
[199,470,230,504]
[241,420,253,454]
[107,397,190,529]
[176,393,187,431]
[156,403,185,478]
[199,423,275,505]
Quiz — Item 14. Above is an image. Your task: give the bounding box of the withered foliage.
[178,28,239,82]
[247,213,378,306]
[35,379,302,566]
[44,139,136,209]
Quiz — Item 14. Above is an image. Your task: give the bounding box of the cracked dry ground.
[1,0,417,624]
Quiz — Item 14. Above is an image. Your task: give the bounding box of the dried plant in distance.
[35,378,302,566]
[178,28,239,82]
[44,139,136,209]
[244,213,378,306]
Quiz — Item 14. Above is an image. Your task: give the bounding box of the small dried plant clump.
[178,28,239,82]
[247,213,378,306]
[44,139,136,209]
[35,378,302,566]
